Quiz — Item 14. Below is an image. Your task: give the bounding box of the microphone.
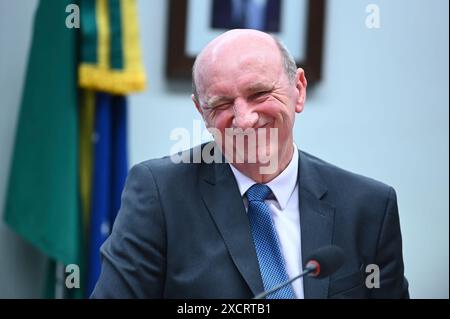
[253,245,345,299]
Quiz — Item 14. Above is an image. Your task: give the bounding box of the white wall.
[0,0,448,298]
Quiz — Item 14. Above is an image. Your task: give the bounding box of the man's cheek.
[212,117,228,133]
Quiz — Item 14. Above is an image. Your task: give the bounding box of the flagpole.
[55,262,65,299]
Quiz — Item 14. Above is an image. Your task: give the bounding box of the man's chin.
[223,144,277,164]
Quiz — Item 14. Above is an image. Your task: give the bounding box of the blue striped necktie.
[247,183,296,299]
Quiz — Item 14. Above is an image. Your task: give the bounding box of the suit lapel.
[298,151,335,299]
[199,160,264,296]
[197,148,336,299]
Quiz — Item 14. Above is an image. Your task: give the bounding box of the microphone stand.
[253,264,316,299]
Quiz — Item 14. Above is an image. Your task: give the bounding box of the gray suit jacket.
[92,145,409,298]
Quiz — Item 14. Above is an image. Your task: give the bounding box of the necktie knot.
[247,184,271,202]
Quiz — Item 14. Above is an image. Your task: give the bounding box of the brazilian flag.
[4,0,81,298]
[4,0,146,298]
[79,0,144,296]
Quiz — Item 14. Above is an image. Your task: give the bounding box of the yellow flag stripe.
[96,0,110,69]
[79,89,95,234]
[121,0,144,72]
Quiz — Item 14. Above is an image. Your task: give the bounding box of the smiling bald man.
[92,30,409,299]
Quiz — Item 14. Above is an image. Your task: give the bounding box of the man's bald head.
[192,29,297,103]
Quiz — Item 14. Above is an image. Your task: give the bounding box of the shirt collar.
[229,144,299,210]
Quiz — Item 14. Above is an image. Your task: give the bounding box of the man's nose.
[231,100,258,130]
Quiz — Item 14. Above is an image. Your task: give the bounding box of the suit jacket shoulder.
[298,151,409,298]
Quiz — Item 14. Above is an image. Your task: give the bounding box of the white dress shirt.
[229,146,304,298]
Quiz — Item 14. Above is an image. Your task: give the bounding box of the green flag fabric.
[4,0,80,267]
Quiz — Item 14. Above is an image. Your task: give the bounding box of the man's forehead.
[211,40,275,64]
[208,30,275,51]
[198,47,281,85]
[198,31,278,67]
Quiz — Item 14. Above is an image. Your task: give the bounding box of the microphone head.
[304,245,345,278]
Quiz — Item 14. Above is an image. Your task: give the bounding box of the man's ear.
[294,68,307,113]
[192,94,203,116]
